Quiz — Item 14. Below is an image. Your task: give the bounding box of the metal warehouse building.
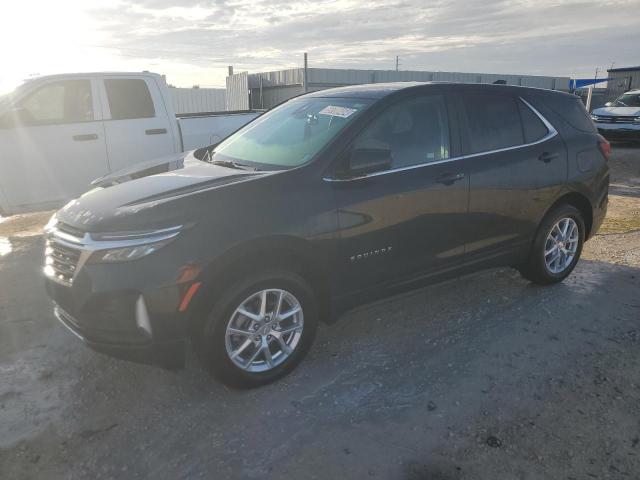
[225,67,570,110]
[606,65,640,100]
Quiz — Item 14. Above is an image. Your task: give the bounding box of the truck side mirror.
[347,147,392,177]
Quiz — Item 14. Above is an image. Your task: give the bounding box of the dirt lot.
[1,146,639,480]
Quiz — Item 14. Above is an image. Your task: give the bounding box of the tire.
[519,204,585,285]
[195,269,318,389]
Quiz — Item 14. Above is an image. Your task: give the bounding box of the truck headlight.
[89,225,183,263]
[634,116,640,123]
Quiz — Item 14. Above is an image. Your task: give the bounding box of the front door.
[0,78,109,212]
[329,93,470,296]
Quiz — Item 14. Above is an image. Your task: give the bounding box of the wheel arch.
[188,235,332,329]
[545,191,594,238]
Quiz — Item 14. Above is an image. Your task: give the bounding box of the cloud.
[4,0,639,91]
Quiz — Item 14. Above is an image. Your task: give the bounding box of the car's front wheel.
[196,270,318,388]
[519,204,586,285]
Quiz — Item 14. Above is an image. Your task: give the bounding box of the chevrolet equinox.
[44,83,610,388]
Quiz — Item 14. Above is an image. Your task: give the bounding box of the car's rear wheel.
[519,204,585,285]
[196,270,318,388]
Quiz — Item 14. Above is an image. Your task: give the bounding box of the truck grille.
[44,223,85,286]
[594,115,636,124]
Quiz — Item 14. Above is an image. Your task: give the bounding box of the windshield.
[212,97,371,169]
[612,92,640,107]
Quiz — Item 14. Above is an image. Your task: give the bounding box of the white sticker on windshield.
[318,105,357,118]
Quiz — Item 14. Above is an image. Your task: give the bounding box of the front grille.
[45,240,82,286]
[595,115,637,124]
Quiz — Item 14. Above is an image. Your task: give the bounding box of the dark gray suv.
[44,82,610,387]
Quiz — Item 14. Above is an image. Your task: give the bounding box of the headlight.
[590,114,599,121]
[89,225,183,263]
[97,239,174,262]
[634,116,640,123]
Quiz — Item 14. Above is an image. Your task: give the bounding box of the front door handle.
[538,152,559,163]
[145,128,168,135]
[437,172,465,186]
[72,133,98,141]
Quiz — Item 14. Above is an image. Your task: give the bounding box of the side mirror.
[604,101,613,107]
[347,147,392,177]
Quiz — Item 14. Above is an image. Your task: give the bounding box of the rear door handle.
[538,152,559,163]
[72,134,98,141]
[437,172,465,186]
[145,128,168,135]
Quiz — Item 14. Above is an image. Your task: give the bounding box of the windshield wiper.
[210,159,254,171]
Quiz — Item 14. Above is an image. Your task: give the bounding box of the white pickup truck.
[0,72,260,215]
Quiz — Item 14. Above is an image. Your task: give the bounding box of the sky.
[1,0,639,94]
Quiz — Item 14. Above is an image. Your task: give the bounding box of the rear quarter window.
[547,95,595,133]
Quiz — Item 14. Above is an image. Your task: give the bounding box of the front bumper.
[595,122,640,140]
[54,303,186,368]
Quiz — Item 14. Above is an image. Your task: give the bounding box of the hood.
[56,151,265,233]
[592,106,640,116]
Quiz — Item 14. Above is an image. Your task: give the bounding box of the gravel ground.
[1,146,639,480]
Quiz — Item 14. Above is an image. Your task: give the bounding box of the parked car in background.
[0,72,260,215]
[43,82,609,388]
[591,89,640,141]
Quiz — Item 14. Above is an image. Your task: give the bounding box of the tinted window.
[519,100,549,143]
[17,80,93,125]
[461,94,524,154]
[105,79,155,120]
[547,95,595,133]
[353,95,450,169]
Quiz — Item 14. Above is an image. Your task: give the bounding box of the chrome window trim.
[323,96,558,183]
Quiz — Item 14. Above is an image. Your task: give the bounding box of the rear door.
[0,77,109,211]
[458,91,567,261]
[99,76,178,172]
[330,92,470,294]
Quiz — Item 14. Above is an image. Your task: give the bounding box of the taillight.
[597,134,611,161]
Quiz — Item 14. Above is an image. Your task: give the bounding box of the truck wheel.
[196,270,318,388]
[519,204,585,285]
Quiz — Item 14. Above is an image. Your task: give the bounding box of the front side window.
[16,80,93,125]
[212,97,371,169]
[105,79,155,120]
[461,93,524,154]
[612,92,640,107]
[352,94,451,169]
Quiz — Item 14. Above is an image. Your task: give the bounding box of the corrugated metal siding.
[244,67,570,109]
[169,88,226,114]
[606,69,640,100]
[226,72,250,110]
[251,85,304,109]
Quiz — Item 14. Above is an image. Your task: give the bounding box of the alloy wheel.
[544,217,579,274]
[225,289,304,372]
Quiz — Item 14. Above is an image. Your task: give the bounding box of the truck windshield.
[612,92,640,107]
[211,97,371,169]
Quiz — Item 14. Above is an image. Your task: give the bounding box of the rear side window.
[17,80,93,125]
[518,100,549,143]
[461,94,524,154]
[105,79,155,120]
